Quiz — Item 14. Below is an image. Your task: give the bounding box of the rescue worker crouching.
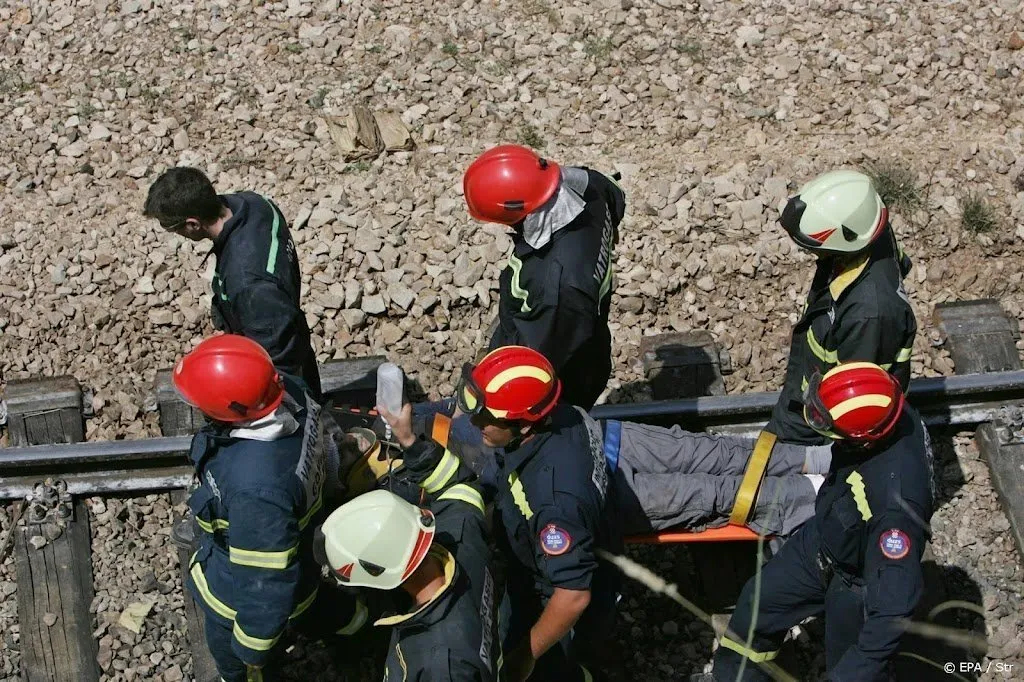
[145,166,322,398]
[455,346,622,682]
[464,145,626,410]
[173,335,365,682]
[315,486,499,682]
[703,362,935,682]
[766,170,917,445]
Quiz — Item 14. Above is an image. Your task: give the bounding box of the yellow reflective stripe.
[246,666,263,682]
[846,471,873,521]
[828,252,870,299]
[422,449,459,494]
[582,666,594,682]
[336,597,369,635]
[507,253,532,313]
[508,471,534,520]
[801,376,809,392]
[229,545,297,570]
[291,586,318,620]
[896,346,913,362]
[830,394,892,421]
[196,517,230,533]
[879,362,893,371]
[190,560,237,620]
[719,636,779,663]
[806,328,838,365]
[299,494,323,530]
[191,557,316,621]
[438,483,485,514]
[233,621,281,652]
[396,642,408,681]
[485,365,552,392]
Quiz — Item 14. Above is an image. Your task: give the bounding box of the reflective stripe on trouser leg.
[719,636,779,663]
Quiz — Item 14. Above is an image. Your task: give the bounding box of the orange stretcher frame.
[625,525,770,544]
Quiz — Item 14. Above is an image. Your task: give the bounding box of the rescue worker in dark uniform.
[173,335,364,682]
[144,166,322,397]
[703,362,935,682]
[463,145,626,410]
[315,395,498,682]
[766,170,917,445]
[454,346,622,681]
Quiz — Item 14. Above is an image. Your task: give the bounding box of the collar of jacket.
[825,226,903,300]
[373,546,457,627]
[519,166,589,250]
[228,402,301,441]
[212,194,247,256]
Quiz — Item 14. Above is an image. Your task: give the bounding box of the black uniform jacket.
[377,433,499,681]
[768,229,916,444]
[211,192,321,396]
[492,404,621,605]
[814,404,935,680]
[489,169,626,409]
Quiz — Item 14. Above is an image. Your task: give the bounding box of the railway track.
[1,299,1023,682]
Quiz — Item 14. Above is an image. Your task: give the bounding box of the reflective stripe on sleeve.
[846,471,873,521]
[336,597,369,636]
[421,449,459,494]
[262,195,281,275]
[229,545,298,570]
[233,622,282,652]
[507,253,533,314]
[196,517,230,533]
[806,328,838,365]
[298,494,324,530]
[508,471,534,520]
[719,636,779,663]
[246,666,263,682]
[896,346,913,362]
[438,483,485,514]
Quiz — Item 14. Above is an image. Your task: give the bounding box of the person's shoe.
[170,512,196,549]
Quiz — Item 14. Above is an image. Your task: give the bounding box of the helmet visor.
[455,363,486,416]
[802,372,841,439]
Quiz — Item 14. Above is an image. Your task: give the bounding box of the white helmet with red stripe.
[318,490,435,590]
[780,170,888,254]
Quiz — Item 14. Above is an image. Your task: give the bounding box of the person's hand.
[377,403,416,449]
[502,639,536,682]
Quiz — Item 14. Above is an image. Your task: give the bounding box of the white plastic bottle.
[376,363,405,440]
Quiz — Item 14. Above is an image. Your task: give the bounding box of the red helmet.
[456,346,561,422]
[173,335,284,423]
[463,144,561,225]
[802,362,904,442]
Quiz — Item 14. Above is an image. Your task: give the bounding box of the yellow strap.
[719,635,779,663]
[438,483,485,514]
[730,431,777,526]
[431,413,451,449]
[508,471,534,520]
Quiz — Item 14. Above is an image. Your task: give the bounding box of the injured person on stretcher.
[348,399,835,539]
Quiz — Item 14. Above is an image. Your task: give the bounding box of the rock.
[29,535,47,550]
[360,295,386,315]
[1009,32,1024,50]
[117,602,154,634]
[88,123,113,141]
[148,309,173,325]
[388,283,415,310]
[172,129,189,150]
[340,308,367,329]
[309,205,335,229]
[43,613,58,627]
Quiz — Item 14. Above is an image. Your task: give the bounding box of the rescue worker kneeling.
[173,335,366,682]
[315,488,499,681]
[703,362,934,682]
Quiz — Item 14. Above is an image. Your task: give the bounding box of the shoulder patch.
[539,524,572,556]
[879,528,911,560]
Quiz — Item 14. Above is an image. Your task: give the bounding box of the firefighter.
[144,166,321,397]
[463,144,626,410]
[173,335,365,682]
[454,346,621,681]
[316,486,499,682]
[703,362,935,681]
[766,170,917,445]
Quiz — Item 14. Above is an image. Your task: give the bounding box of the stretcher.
[623,430,778,544]
[363,410,779,545]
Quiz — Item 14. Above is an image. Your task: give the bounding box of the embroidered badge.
[879,528,911,560]
[539,524,572,556]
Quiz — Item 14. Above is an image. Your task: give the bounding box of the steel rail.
[2,370,1024,499]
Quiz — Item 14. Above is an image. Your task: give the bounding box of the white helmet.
[318,490,436,590]
[780,170,888,254]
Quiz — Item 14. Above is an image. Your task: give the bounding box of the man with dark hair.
[144,167,322,397]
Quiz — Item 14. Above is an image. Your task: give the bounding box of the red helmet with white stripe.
[456,346,561,422]
[802,362,904,441]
